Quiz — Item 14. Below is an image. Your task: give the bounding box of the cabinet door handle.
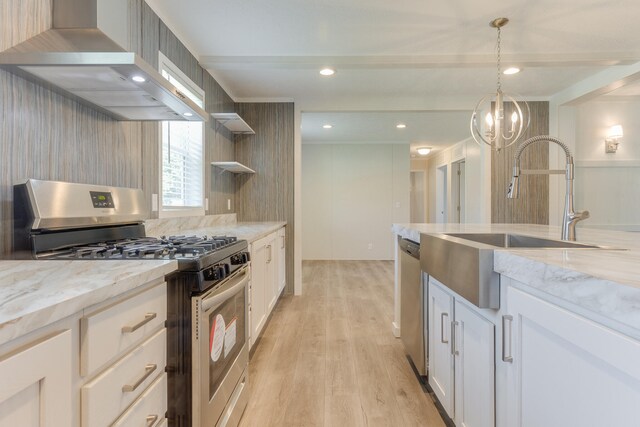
[502,315,514,363]
[281,235,285,249]
[266,245,272,263]
[451,320,460,355]
[146,414,161,427]
[122,312,157,333]
[122,364,157,392]
[440,313,449,343]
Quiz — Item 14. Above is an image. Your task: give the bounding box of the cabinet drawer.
[81,328,166,427]
[112,373,167,427]
[81,283,167,376]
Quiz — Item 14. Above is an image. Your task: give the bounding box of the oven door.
[192,265,249,427]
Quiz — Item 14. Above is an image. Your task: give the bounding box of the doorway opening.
[436,164,448,223]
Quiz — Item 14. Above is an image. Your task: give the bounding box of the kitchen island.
[392,223,640,427]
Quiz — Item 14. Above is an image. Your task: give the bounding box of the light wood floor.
[238,260,446,427]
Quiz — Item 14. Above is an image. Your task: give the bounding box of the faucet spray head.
[507,166,520,198]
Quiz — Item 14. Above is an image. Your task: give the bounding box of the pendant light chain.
[496,26,502,91]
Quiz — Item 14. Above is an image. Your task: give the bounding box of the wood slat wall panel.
[0,0,51,51]
[204,73,236,214]
[133,0,161,217]
[235,103,295,294]
[159,20,202,88]
[140,1,160,69]
[492,101,550,224]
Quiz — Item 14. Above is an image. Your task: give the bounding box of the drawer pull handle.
[122,364,157,392]
[146,414,160,426]
[451,321,459,356]
[122,313,157,333]
[502,315,514,363]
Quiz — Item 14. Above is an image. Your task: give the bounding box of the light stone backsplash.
[144,214,237,237]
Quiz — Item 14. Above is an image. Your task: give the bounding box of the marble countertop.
[392,223,640,338]
[0,219,285,348]
[0,260,177,347]
[146,221,287,243]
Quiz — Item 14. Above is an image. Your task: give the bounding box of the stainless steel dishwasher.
[399,238,426,376]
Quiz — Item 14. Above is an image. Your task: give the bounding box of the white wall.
[548,60,640,229]
[573,99,640,230]
[302,143,410,260]
[426,138,491,224]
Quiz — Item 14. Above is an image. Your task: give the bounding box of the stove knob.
[230,253,248,265]
[216,265,228,279]
[203,267,216,281]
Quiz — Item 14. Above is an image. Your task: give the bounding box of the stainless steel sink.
[420,233,619,309]
[444,233,605,249]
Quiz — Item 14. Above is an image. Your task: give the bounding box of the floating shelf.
[211,161,256,174]
[211,113,255,134]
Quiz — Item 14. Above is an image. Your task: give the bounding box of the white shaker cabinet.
[264,234,278,313]
[80,281,168,427]
[277,227,286,295]
[453,300,495,427]
[500,283,640,427]
[249,227,286,349]
[249,231,277,346]
[428,279,455,416]
[428,278,496,427]
[250,236,268,345]
[0,330,72,427]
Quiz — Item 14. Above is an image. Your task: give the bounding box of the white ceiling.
[301,111,472,156]
[146,0,640,148]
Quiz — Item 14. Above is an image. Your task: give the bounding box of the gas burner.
[123,245,178,259]
[71,244,120,259]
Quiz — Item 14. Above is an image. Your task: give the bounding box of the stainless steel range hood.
[0,0,208,122]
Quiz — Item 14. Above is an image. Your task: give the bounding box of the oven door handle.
[202,268,250,312]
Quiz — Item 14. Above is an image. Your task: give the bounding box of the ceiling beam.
[200,53,640,70]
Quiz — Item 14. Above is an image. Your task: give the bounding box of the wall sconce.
[605,125,623,153]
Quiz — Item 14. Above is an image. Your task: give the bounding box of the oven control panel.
[89,191,115,208]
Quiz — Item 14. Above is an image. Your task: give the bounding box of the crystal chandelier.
[470,18,530,151]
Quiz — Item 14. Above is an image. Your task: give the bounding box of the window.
[159,53,205,217]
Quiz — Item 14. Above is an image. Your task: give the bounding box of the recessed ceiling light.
[396,123,407,129]
[131,75,146,83]
[183,112,193,117]
[503,67,521,75]
[319,68,335,76]
[417,147,432,156]
[323,124,333,129]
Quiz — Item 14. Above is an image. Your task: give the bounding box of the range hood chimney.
[0,0,208,122]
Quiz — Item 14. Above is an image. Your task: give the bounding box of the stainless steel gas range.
[13,179,250,427]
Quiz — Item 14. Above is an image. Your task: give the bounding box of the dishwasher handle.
[399,238,420,259]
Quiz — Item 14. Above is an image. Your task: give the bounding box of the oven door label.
[224,317,237,358]
[210,314,225,362]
